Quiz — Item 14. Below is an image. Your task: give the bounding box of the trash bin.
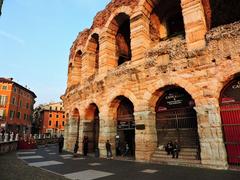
[95,147,100,158]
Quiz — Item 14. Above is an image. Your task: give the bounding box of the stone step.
[156,148,198,152]
[152,154,197,160]
[154,150,197,156]
[151,157,201,166]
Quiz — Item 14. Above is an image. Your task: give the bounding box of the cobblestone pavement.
[1,144,240,180]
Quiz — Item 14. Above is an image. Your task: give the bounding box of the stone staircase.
[150,147,201,167]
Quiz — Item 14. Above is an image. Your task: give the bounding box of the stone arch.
[145,78,201,111]
[138,0,185,41]
[104,7,133,66]
[216,71,240,103]
[152,85,200,161]
[84,103,100,153]
[71,49,82,85]
[108,95,136,157]
[218,73,240,166]
[108,89,138,117]
[104,6,133,32]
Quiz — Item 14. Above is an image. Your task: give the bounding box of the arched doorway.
[220,76,240,166]
[115,96,135,157]
[155,86,199,155]
[85,103,100,153]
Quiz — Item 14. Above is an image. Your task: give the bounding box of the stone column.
[181,0,207,50]
[134,110,157,161]
[195,105,228,169]
[63,122,69,150]
[98,112,116,158]
[98,31,117,76]
[67,118,80,152]
[130,12,151,62]
[80,119,93,154]
[71,59,82,86]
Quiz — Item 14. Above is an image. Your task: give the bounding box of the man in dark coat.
[165,141,173,155]
[172,140,180,158]
[58,135,64,153]
[83,136,89,156]
[105,140,112,159]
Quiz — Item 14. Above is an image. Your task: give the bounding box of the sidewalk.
[1,145,240,180]
[0,151,67,180]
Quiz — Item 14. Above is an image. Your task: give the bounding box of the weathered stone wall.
[62,0,240,170]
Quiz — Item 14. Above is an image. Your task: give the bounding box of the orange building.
[0,77,36,133]
[39,102,65,136]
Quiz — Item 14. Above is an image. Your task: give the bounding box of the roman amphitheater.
[61,0,240,169]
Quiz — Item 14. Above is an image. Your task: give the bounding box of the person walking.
[83,136,89,156]
[74,140,79,154]
[122,142,130,157]
[58,134,64,153]
[105,140,112,159]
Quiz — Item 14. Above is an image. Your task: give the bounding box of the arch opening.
[113,96,135,158]
[155,86,200,159]
[149,0,185,42]
[114,13,132,66]
[209,0,240,28]
[220,76,240,166]
[87,33,100,75]
[85,103,100,153]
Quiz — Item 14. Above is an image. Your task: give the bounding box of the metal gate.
[220,103,240,166]
[156,108,199,148]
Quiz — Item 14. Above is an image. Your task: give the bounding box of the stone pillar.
[67,118,80,152]
[195,105,228,169]
[134,110,157,161]
[81,52,94,83]
[181,0,207,50]
[98,113,116,158]
[71,60,82,86]
[63,122,69,150]
[130,13,151,62]
[98,31,117,76]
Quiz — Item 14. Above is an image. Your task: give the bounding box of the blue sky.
[0,0,110,106]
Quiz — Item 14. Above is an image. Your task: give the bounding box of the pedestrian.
[116,138,121,156]
[83,136,89,156]
[172,140,180,158]
[105,140,112,159]
[165,141,173,155]
[122,142,130,157]
[58,134,64,153]
[74,140,79,155]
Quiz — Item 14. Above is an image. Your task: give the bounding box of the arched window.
[87,33,99,73]
[209,0,240,28]
[150,0,185,41]
[113,13,131,66]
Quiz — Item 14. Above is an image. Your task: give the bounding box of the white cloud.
[0,30,25,46]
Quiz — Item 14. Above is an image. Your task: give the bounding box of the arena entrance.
[155,87,200,154]
[116,96,135,157]
[220,76,240,166]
